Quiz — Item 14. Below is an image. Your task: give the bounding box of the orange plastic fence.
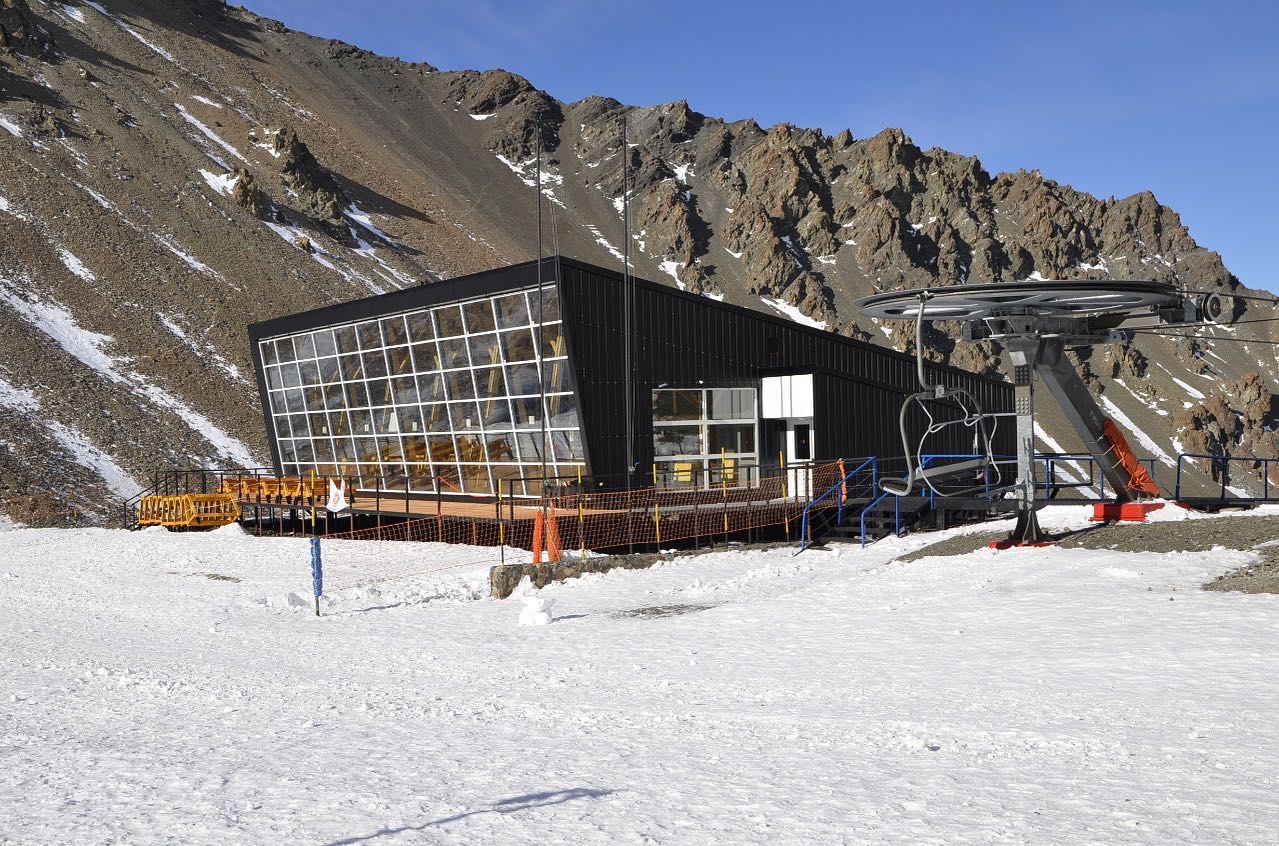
[321,462,850,552]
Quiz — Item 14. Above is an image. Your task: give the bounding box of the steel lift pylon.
[857,280,1228,545]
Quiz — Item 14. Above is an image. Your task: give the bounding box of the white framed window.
[652,387,758,488]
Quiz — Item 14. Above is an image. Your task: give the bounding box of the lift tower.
[857,280,1227,544]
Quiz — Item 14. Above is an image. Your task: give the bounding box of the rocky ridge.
[0,0,1275,523]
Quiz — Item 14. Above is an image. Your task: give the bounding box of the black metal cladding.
[552,257,1013,480]
[248,255,1013,486]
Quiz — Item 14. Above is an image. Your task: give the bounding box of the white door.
[786,419,814,498]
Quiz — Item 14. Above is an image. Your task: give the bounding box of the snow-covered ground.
[3,512,1279,843]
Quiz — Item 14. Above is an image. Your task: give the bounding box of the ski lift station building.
[249,257,1014,499]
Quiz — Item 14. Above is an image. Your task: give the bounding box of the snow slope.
[2,517,1278,843]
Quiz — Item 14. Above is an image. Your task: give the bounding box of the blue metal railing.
[796,457,877,552]
[1175,453,1279,503]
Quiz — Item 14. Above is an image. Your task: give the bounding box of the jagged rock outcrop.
[0,0,1269,523]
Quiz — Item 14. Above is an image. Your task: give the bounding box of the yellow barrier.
[137,493,241,528]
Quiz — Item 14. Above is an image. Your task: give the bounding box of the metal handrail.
[796,457,877,552]
[1175,452,1278,502]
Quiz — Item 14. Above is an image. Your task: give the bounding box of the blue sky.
[243,0,1278,291]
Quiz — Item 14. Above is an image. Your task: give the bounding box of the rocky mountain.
[1,0,1275,524]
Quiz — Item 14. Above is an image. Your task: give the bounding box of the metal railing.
[1174,453,1279,503]
[796,457,878,552]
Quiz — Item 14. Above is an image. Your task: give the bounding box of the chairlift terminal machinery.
[857,281,1228,544]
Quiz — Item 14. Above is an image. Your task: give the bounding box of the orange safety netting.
[319,461,856,557]
[1101,418,1160,496]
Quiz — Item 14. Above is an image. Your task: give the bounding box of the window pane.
[408,464,434,493]
[511,397,541,428]
[423,404,450,432]
[448,401,481,431]
[546,393,579,429]
[294,333,316,361]
[264,366,283,391]
[655,425,701,457]
[357,321,382,350]
[416,373,445,404]
[427,434,456,463]
[276,337,296,363]
[710,388,755,420]
[506,363,540,396]
[516,432,546,461]
[260,341,278,366]
[324,384,345,411]
[481,397,513,430]
[362,350,388,379]
[463,300,496,334]
[387,346,413,375]
[411,342,439,373]
[473,366,506,399]
[542,359,570,393]
[350,409,373,435]
[366,378,393,407]
[438,337,470,370]
[406,311,434,342]
[269,391,287,415]
[434,305,464,338]
[378,437,403,462]
[313,330,337,358]
[284,389,305,413]
[531,286,559,322]
[445,369,476,401]
[303,386,324,411]
[334,325,359,354]
[392,376,418,405]
[500,328,536,363]
[339,353,363,381]
[397,405,423,434]
[653,389,702,421]
[297,361,319,386]
[329,411,351,436]
[486,433,518,463]
[317,357,341,384]
[374,407,400,434]
[455,434,486,463]
[402,436,428,463]
[344,382,370,409]
[436,463,461,490]
[309,412,330,436]
[708,423,755,454]
[459,464,492,495]
[494,293,530,329]
[539,323,566,359]
[468,333,501,368]
[381,316,408,347]
[354,437,379,464]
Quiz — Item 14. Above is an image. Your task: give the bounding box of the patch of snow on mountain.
[815,255,836,266]
[658,260,683,287]
[702,291,724,302]
[1113,378,1168,417]
[0,194,31,221]
[469,113,495,121]
[199,169,238,197]
[60,3,86,23]
[342,202,389,241]
[1171,375,1206,400]
[583,225,624,262]
[672,162,692,184]
[153,234,226,284]
[1098,393,1174,466]
[57,249,96,283]
[0,280,257,464]
[760,297,827,330]
[0,114,23,138]
[190,95,222,109]
[158,314,246,384]
[174,103,248,164]
[0,376,140,498]
[724,247,742,259]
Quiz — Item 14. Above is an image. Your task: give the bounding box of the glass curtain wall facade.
[652,388,758,487]
[258,285,583,496]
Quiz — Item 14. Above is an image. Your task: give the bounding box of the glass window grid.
[652,387,759,488]
[260,286,583,496]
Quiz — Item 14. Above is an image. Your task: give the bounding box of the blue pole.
[310,536,323,617]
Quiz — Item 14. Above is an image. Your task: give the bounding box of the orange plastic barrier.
[137,493,241,528]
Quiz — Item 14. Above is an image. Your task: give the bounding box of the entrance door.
[786,419,814,498]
